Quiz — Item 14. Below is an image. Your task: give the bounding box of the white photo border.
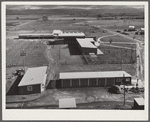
[2,1,149,121]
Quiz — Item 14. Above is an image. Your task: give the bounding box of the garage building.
[18,66,47,95]
[59,71,132,88]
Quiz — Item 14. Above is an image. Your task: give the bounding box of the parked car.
[135,31,139,35]
[121,31,129,35]
[108,85,122,94]
[13,69,25,76]
[116,30,121,33]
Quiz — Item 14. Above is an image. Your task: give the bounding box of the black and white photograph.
[2,1,149,121]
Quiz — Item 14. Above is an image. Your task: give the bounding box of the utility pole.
[23,54,25,71]
[121,48,122,70]
[59,45,60,60]
[123,74,126,106]
[130,45,133,63]
[20,49,26,71]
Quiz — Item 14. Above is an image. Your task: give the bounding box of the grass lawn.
[95,45,136,64]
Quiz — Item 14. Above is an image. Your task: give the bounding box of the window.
[116,78,121,82]
[27,86,33,91]
[126,78,130,82]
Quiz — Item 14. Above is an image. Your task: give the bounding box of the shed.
[129,26,135,28]
[18,66,47,95]
[59,98,76,109]
[133,98,144,110]
[128,26,136,31]
[59,71,132,88]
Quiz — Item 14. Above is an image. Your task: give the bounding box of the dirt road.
[97,27,144,82]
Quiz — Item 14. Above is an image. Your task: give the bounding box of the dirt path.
[45,45,59,87]
[9,19,39,31]
[97,34,118,42]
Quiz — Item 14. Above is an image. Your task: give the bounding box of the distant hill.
[6,5,144,17]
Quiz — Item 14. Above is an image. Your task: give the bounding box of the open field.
[104,19,144,30]
[98,45,136,64]
[82,19,144,31]
[6,40,48,67]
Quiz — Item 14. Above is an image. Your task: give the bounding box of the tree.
[97,14,102,20]
[109,38,112,44]
[42,15,48,21]
[16,16,19,19]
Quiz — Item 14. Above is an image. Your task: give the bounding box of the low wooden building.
[58,71,132,88]
[76,38,101,55]
[18,66,47,95]
[18,34,53,39]
[133,98,144,110]
[59,98,76,109]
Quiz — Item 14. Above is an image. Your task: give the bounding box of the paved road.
[97,34,118,43]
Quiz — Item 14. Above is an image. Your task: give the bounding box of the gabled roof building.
[18,66,47,95]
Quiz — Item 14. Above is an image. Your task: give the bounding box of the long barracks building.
[57,71,132,88]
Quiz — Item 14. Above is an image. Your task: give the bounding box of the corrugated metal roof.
[19,34,53,36]
[53,30,63,34]
[134,98,144,106]
[76,38,97,48]
[84,38,95,42]
[18,66,47,86]
[59,98,76,108]
[59,32,85,37]
[60,71,132,79]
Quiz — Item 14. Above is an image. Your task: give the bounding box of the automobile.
[108,85,122,94]
[121,32,129,35]
[116,30,121,33]
[135,31,139,35]
[13,69,25,76]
